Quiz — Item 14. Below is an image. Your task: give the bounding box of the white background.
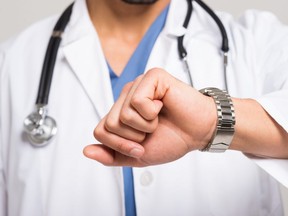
[0,0,288,214]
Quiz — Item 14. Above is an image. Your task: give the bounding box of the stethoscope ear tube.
[177,0,193,60]
[193,0,229,53]
[178,0,229,61]
[36,37,62,105]
[36,3,74,105]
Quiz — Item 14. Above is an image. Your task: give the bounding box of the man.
[1,0,287,215]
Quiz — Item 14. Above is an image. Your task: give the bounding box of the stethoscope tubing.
[24,0,230,146]
[194,0,229,53]
[36,3,74,105]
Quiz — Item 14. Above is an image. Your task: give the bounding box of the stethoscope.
[23,0,229,146]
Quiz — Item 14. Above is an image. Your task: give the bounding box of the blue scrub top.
[108,5,169,216]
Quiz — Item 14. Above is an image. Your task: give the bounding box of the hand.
[83,68,216,167]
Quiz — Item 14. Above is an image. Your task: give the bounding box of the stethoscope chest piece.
[23,105,57,147]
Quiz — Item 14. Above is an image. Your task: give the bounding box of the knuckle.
[136,132,146,143]
[141,117,158,133]
[115,140,126,153]
[146,120,158,133]
[151,118,159,130]
[104,116,119,132]
[130,94,142,108]
[134,74,144,82]
[93,126,104,141]
[149,109,159,121]
[146,67,163,77]
[130,131,146,143]
[122,82,133,93]
[119,107,134,125]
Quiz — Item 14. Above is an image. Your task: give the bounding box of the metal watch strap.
[199,87,235,153]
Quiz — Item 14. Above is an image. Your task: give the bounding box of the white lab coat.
[0,0,288,215]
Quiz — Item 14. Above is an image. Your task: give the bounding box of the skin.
[122,0,159,4]
[83,69,288,167]
[83,0,288,167]
[86,0,170,75]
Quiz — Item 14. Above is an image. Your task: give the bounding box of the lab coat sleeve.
[0,49,7,216]
[238,11,288,188]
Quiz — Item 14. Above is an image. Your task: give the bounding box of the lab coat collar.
[163,0,220,38]
[62,0,114,118]
[62,0,94,45]
[162,0,188,37]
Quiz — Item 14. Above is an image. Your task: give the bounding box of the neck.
[86,0,170,36]
[85,0,170,76]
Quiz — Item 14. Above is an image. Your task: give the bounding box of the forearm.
[229,98,288,158]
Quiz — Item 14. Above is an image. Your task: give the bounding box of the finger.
[119,75,162,132]
[119,104,159,133]
[94,119,145,158]
[104,82,147,143]
[105,108,147,143]
[83,144,147,167]
[130,68,167,120]
[105,115,147,143]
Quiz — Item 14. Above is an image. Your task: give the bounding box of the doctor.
[0,0,288,216]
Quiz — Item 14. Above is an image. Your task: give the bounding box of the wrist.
[198,96,218,151]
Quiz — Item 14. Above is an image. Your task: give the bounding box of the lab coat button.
[140,171,153,186]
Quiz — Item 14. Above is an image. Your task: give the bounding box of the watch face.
[122,0,158,4]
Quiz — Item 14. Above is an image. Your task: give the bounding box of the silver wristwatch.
[199,87,235,153]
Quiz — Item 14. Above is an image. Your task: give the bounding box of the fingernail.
[129,148,144,158]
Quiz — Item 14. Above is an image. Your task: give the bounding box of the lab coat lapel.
[61,0,114,118]
[62,35,114,119]
[145,0,196,87]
